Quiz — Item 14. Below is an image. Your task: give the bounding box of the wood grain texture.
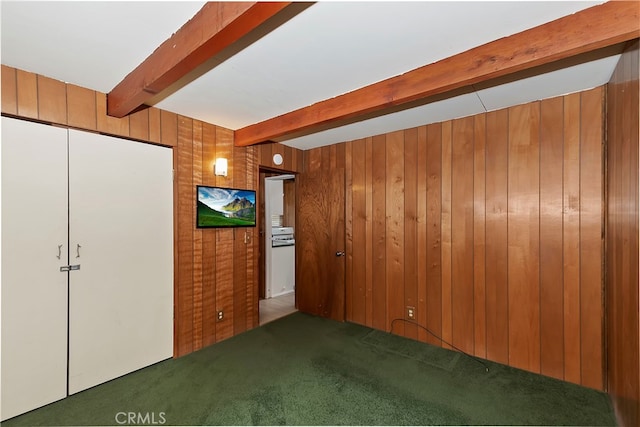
[67,84,97,131]
[192,121,204,351]
[296,169,345,320]
[351,139,367,325]
[485,109,509,365]
[365,137,374,326]
[579,87,604,390]
[386,131,405,334]
[426,124,443,347]
[507,102,541,373]
[129,109,150,141]
[176,117,195,357]
[246,146,258,330]
[16,69,38,119]
[473,115,486,359]
[441,121,453,350]
[563,92,582,385]
[371,134,387,331]
[404,128,418,340]
[149,108,162,144]
[215,127,235,342]
[256,142,301,173]
[202,123,217,347]
[606,40,639,427]
[96,92,129,137]
[451,117,474,354]
[233,146,248,336]
[36,75,66,124]
[1,65,18,115]
[161,110,178,148]
[345,141,354,322]
[539,96,565,381]
[416,126,429,343]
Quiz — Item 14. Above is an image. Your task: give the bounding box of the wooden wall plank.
[441,121,453,350]
[345,142,354,322]
[485,109,509,365]
[215,127,235,342]
[67,84,97,131]
[404,128,418,340]
[365,137,374,327]
[507,102,541,373]
[306,147,321,173]
[451,117,475,354]
[563,92,582,385]
[246,146,258,330]
[1,65,18,115]
[192,121,204,351]
[580,87,604,390]
[16,69,38,119]
[260,144,274,169]
[335,142,346,170]
[539,96,565,380]
[426,123,443,347]
[233,146,248,336]
[148,107,162,144]
[351,139,367,325]
[129,109,150,141]
[202,123,217,347]
[329,144,337,170]
[416,126,429,343]
[473,114,487,359]
[606,40,640,426]
[321,146,331,171]
[371,134,387,331]
[386,130,405,334]
[215,232,234,342]
[37,75,67,124]
[176,116,194,357]
[161,110,178,148]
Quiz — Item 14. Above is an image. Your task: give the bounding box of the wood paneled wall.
[304,87,605,389]
[0,65,303,358]
[607,40,640,427]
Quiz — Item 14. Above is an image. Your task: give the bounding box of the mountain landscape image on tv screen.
[197,186,256,228]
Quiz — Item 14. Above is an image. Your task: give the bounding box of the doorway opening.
[258,171,297,325]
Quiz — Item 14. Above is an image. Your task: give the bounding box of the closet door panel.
[1,117,69,420]
[67,130,173,394]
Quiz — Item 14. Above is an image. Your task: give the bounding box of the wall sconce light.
[214,158,228,177]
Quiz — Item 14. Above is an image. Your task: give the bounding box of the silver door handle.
[336,251,345,257]
[76,244,81,258]
[57,244,63,259]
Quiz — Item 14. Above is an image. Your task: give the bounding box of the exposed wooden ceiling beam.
[234,1,639,147]
[107,2,297,118]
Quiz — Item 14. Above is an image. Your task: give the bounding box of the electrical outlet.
[407,306,415,320]
[217,311,224,322]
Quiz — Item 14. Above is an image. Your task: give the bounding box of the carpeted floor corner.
[2,312,617,426]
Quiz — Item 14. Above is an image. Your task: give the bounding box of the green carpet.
[2,312,616,426]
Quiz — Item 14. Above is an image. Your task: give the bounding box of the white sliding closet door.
[67,130,173,394]
[1,117,69,420]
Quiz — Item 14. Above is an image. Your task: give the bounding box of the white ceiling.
[1,1,622,150]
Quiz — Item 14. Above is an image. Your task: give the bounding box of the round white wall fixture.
[273,153,283,165]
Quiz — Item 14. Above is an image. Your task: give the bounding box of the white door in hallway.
[67,130,174,394]
[1,117,69,420]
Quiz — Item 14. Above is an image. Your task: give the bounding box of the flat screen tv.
[196,185,257,228]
